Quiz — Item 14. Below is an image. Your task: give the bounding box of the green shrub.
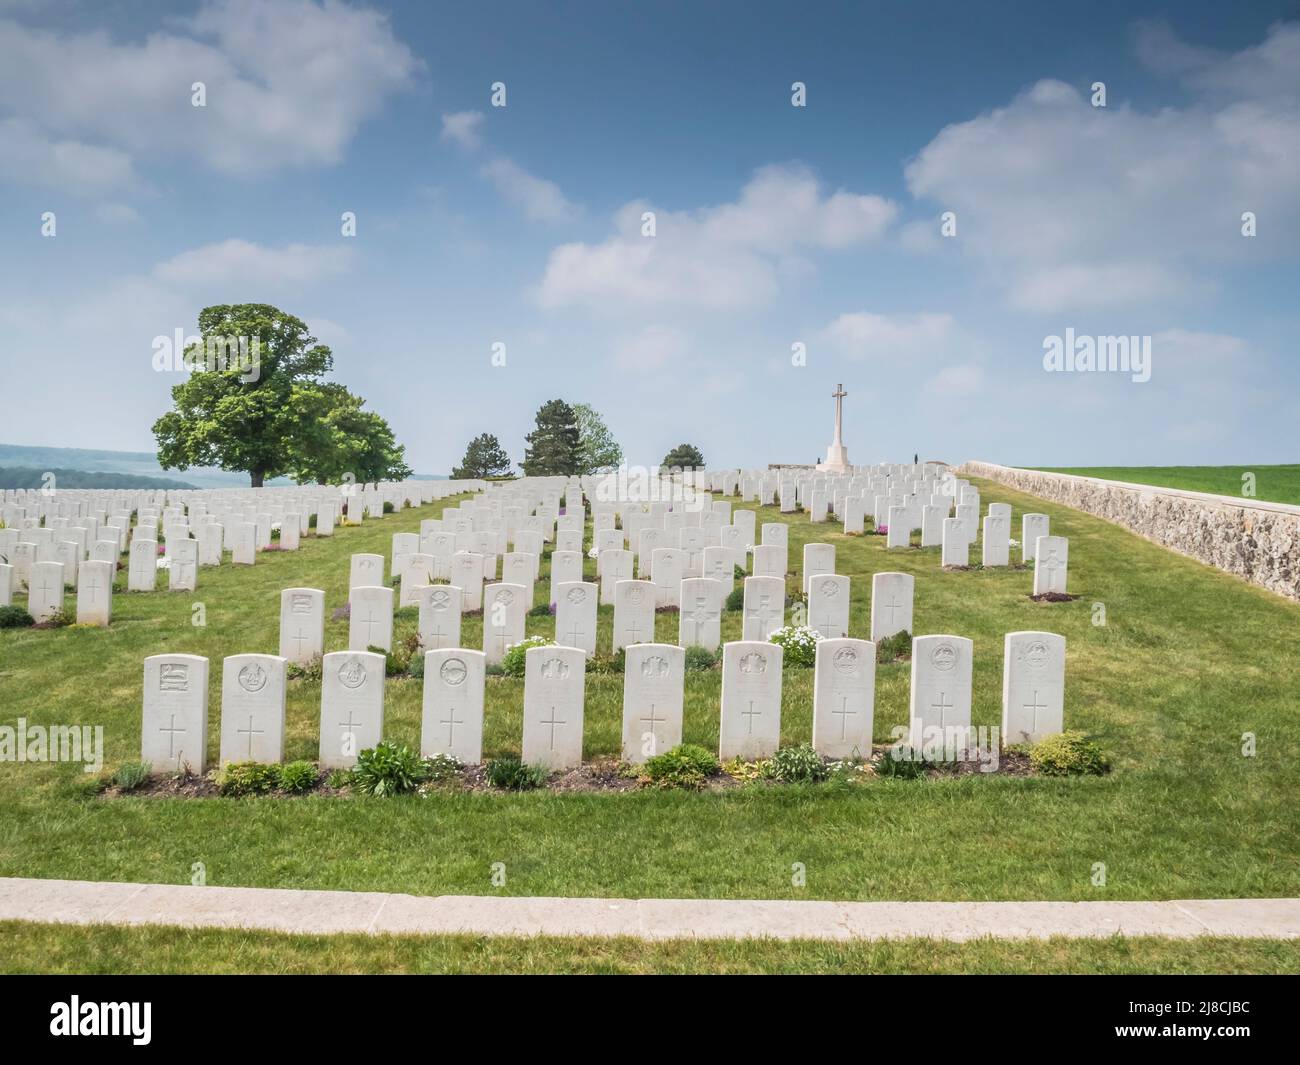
[484,756,548,791]
[769,625,821,667]
[643,744,719,789]
[0,606,35,629]
[876,630,912,663]
[876,747,927,779]
[352,741,427,796]
[40,606,76,628]
[383,501,396,514]
[732,564,747,580]
[218,761,279,797]
[1030,731,1111,776]
[724,586,745,611]
[764,742,828,783]
[308,513,318,529]
[326,767,354,790]
[111,761,152,792]
[274,761,319,794]
[501,634,552,677]
[683,644,718,672]
[528,603,553,617]
[587,648,625,674]
[286,655,323,682]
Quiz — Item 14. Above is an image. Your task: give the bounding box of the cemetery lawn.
[2,480,1298,924]
[2,920,1297,974]
[1029,464,1300,505]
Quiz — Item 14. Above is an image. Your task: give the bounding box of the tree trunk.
[250,470,265,488]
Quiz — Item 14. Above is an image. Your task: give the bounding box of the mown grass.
[0,479,1297,910]
[2,920,1296,975]
[1029,464,1300,505]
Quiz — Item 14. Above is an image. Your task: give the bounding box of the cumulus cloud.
[440,110,485,151]
[820,311,956,361]
[904,22,1300,314]
[612,323,690,373]
[0,0,418,190]
[0,116,138,194]
[537,164,897,311]
[152,239,351,285]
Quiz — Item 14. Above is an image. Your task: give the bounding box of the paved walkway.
[2,878,1298,940]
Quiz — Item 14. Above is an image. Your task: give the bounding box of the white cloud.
[480,156,577,222]
[0,0,418,190]
[440,110,485,151]
[152,239,351,286]
[904,23,1300,313]
[538,165,897,312]
[95,202,142,225]
[0,116,138,194]
[820,311,956,361]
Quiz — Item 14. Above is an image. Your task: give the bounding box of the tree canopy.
[661,443,705,470]
[573,402,624,474]
[152,304,410,486]
[453,433,512,479]
[520,399,580,476]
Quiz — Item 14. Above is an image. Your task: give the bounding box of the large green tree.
[452,433,512,479]
[520,399,580,476]
[661,443,705,470]
[152,304,409,486]
[572,402,623,474]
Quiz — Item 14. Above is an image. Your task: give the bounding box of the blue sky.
[1,0,1297,473]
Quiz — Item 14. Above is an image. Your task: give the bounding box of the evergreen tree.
[453,433,512,479]
[661,443,705,470]
[520,399,580,476]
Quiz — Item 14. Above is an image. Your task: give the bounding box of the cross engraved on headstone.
[441,708,465,747]
[237,714,264,759]
[292,628,309,654]
[1024,689,1047,733]
[360,610,380,642]
[931,691,954,727]
[84,573,103,602]
[626,619,644,644]
[640,703,665,735]
[685,597,719,644]
[884,595,902,623]
[540,706,566,750]
[160,713,186,758]
[832,694,855,741]
[746,595,779,630]
[339,709,364,741]
[741,700,762,734]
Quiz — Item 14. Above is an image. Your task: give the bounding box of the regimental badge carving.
[819,578,839,598]
[641,654,669,679]
[494,589,514,607]
[238,662,268,693]
[440,658,468,686]
[159,663,189,692]
[833,647,858,675]
[1019,639,1050,670]
[931,643,958,671]
[566,586,586,605]
[291,593,312,615]
[338,658,367,689]
[430,588,451,609]
[739,651,766,675]
[541,656,570,681]
[627,585,645,605]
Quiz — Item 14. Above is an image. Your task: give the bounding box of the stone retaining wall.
[956,462,1300,601]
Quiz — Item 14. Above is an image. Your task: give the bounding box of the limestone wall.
[956,462,1300,601]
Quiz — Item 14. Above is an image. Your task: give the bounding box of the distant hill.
[0,443,445,488]
[0,465,198,491]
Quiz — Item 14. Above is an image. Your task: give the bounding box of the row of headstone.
[141,632,1066,774]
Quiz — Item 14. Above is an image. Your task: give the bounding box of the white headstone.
[522,644,586,770]
[417,584,463,651]
[27,560,63,622]
[350,553,385,590]
[741,575,785,640]
[1022,514,1050,562]
[1002,631,1066,745]
[982,514,1010,567]
[678,576,725,651]
[555,580,598,656]
[349,585,394,652]
[719,641,783,760]
[650,547,686,608]
[422,648,485,764]
[0,562,11,607]
[812,637,875,758]
[279,588,325,664]
[613,579,655,651]
[169,538,198,592]
[483,581,528,664]
[219,654,287,764]
[801,543,835,593]
[76,558,113,626]
[1033,536,1069,595]
[128,538,157,591]
[908,634,973,750]
[870,571,914,641]
[319,651,385,769]
[142,653,210,773]
[941,517,968,567]
[549,549,583,605]
[807,572,850,638]
[621,643,685,763]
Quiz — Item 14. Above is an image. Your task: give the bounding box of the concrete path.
[2,878,1298,941]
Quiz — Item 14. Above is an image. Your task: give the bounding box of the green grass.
[1029,464,1300,506]
[2,920,1296,974]
[1,481,1298,915]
